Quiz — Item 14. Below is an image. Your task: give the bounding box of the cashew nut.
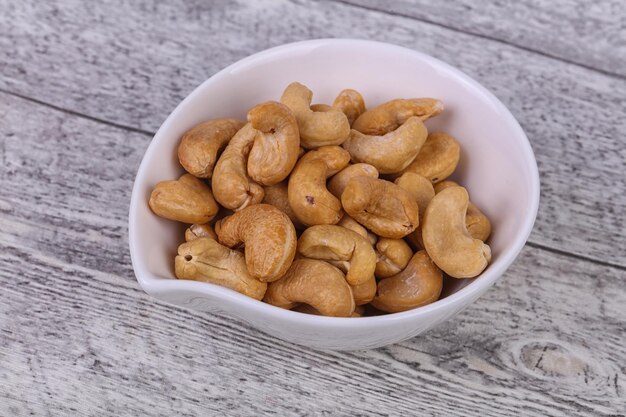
[395,172,435,249]
[434,180,491,241]
[217,204,297,282]
[262,181,303,229]
[263,259,355,317]
[175,238,267,300]
[310,89,365,127]
[177,118,245,178]
[341,177,419,238]
[247,101,300,186]
[337,215,377,245]
[293,302,364,317]
[400,132,460,183]
[375,238,413,279]
[422,186,491,278]
[328,163,379,198]
[394,172,435,220]
[280,82,350,148]
[352,98,443,135]
[342,117,428,174]
[288,146,350,226]
[185,223,217,242]
[350,275,376,305]
[371,250,443,313]
[333,89,366,126]
[212,123,265,211]
[149,174,219,224]
[297,225,376,286]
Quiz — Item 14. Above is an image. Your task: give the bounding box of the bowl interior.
[131,39,537,304]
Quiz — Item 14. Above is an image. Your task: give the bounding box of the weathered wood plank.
[1,0,624,266]
[335,0,626,77]
[1,241,624,416]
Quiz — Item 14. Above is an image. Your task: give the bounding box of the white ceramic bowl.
[129,39,539,350]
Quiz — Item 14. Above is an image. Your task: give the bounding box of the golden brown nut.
[262,181,303,229]
[263,259,355,317]
[328,163,379,198]
[394,172,435,220]
[333,89,366,126]
[177,118,245,178]
[293,302,365,317]
[375,238,413,278]
[185,223,218,242]
[352,98,443,135]
[341,177,419,239]
[247,101,300,186]
[400,132,460,183]
[212,123,265,211]
[217,204,297,282]
[288,146,351,226]
[297,225,376,286]
[343,117,428,174]
[371,251,443,313]
[149,174,219,224]
[280,82,350,148]
[422,187,491,278]
[337,215,377,245]
[433,180,491,241]
[395,172,436,248]
[175,238,267,300]
[350,275,376,305]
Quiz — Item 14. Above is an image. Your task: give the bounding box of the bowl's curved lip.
[129,38,540,328]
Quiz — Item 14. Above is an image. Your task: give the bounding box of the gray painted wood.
[337,0,626,78]
[1,0,625,266]
[1,1,625,415]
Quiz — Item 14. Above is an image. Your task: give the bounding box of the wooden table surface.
[1,0,625,415]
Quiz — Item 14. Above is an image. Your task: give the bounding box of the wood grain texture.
[336,0,626,78]
[1,0,625,266]
[1,90,625,416]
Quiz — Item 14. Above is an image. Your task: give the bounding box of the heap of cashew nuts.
[149,82,492,317]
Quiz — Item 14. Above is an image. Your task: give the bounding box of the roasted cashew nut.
[280,82,350,148]
[149,174,219,224]
[288,146,350,226]
[395,172,436,249]
[352,98,443,135]
[434,180,491,241]
[262,181,303,229]
[293,304,365,317]
[328,163,379,198]
[332,89,366,126]
[371,250,443,313]
[185,223,217,242]
[337,215,377,245]
[375,238,413,279]
[350,276,376,306]
[177,118,245,178]
[343,117,428,174]
[247,101,300,186]
[400,132,460,183]
[263,259,355,317]
[175,238,267,300]
[217,204,297,282]
[422,186,491,278]
[297,225,376,286]
[212,123,265,211]
[341,177,419,239]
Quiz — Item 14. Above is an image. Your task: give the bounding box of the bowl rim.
[129,38,540,328]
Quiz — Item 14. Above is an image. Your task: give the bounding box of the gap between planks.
[2,87,624,273]
[328,0,626,81]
